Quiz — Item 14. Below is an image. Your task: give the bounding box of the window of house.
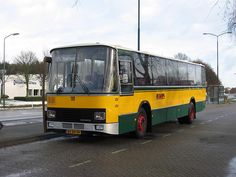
[34,89,39,96]
[28,89,32,96]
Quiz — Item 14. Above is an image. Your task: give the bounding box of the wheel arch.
[190,97,196,109]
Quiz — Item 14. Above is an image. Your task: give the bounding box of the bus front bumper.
[47,121,119,135]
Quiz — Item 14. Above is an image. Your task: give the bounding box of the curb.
[0,133,62,148]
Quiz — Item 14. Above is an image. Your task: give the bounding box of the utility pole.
[138,0,140,51]
[2,33,19,109]
[203,31,231,104]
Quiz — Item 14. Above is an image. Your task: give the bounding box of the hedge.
[14,96,42,101]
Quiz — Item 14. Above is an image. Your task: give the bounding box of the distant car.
[0,122,3,129]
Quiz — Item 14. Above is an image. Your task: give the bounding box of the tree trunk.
[26,82,29,97]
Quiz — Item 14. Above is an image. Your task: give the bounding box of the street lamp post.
[203,31,231,104]
[137,0,140,51]
[2,33,19,109]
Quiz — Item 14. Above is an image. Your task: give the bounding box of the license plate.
[66,129,81,135]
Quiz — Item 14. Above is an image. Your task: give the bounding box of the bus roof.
[50,43,204,67]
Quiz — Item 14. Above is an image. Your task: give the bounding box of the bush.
[14,96,42,101]
[1,95,9,99]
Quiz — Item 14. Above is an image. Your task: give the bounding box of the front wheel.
[135,108,147,138]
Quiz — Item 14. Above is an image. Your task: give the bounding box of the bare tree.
[14,51,38,97]
[174,53,191,61]
[224,0,236,32]
[212,0,236,32]
[193,59,221,85]
[32,61,45,87]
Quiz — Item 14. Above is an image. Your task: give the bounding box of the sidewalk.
[0,100,60,148]
[0,99,42,110]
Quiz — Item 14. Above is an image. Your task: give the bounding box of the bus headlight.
[48,122,55,128]
[94,112,106,121]
[47,110,56,118]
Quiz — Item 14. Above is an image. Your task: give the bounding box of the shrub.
[14,96,42,101]
[1,95,9,99]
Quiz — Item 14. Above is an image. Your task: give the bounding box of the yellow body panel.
[117,88,206,116]
[47,88,206,123]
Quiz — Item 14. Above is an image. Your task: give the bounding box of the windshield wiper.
[73,74,90,94]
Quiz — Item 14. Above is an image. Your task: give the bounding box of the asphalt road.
[0,104,236,177]
[0,109,42,126]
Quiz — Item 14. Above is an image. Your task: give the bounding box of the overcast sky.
[0,0,236,87]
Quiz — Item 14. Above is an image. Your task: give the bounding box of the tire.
[186,102,195,124]
[0,122,3,130]
[178,117,186,124]
[135,108,147,138]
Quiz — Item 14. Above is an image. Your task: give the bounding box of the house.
[4,75,43,99]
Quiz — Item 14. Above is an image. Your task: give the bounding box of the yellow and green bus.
[44,43,206,138]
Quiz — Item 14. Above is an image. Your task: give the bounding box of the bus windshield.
[48,46,118,94]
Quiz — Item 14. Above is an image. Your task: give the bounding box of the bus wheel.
[178,117,186,124]
[187,102,195,124]
[135,108,147,138]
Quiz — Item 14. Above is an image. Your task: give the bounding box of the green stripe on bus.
[118,101,206,134]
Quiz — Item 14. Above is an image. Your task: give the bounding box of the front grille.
[47,108,106,123]
[74,124,84,129]
[62,123,73,129]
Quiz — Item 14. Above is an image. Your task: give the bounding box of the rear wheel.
[178,117,186,124]
[135,108,147,138]
[186,102,195,124]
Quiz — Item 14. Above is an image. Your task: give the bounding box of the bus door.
[118,60,134,95]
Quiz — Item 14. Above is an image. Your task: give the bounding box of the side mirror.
[44,56,52,63]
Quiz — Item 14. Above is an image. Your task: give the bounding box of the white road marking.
[3,120,43,126]
[162,133,171,138]
[215,117,219,120]
[141,140,152,145]
[5,168,42,177]
[207,120,213,123]
[227,157,236,177]
[190,125,196,128]
[200,122,205,125]
[69,160,92,168]
[111,148,128,154]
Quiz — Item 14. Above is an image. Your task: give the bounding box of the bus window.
[201,66,206,86]
[166,60,178,86]
[119,60,133,94]
[178,62,188,85]
[49,46,117,94]
[187,64,196,86]
[195,66,202,86]
[151,56,166,86]
[134,53,151,86]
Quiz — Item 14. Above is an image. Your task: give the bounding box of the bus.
[43,43,206,138]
